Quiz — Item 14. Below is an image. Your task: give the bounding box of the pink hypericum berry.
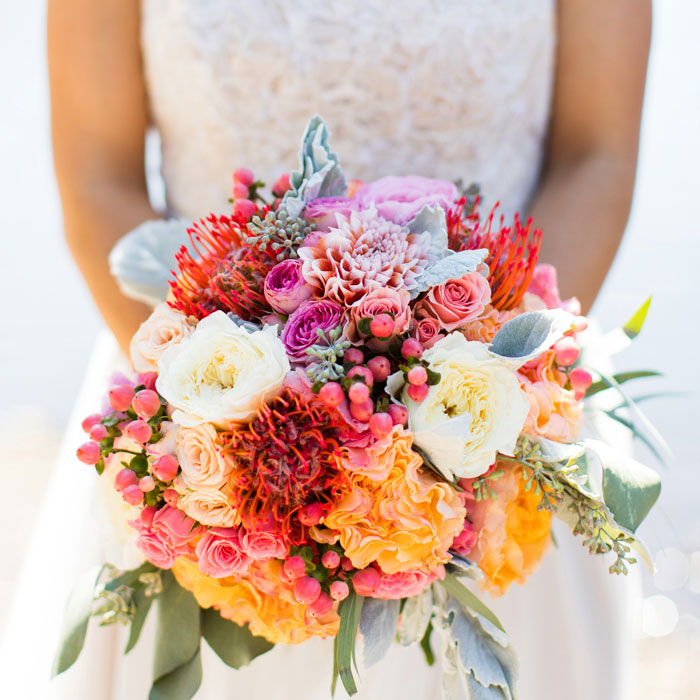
[152,454,179,482]
[283,556,307,581]
[272,172,292,196]
[233,198,257,220]
[407,366,428,386]
[367,356,391,383]
[140,505,157,528]
[132,390,161,419]
[76,441,101,465]
[321,551,341,570]
[308,592,333,617]
[573,316,588,334]
[553,337,580,367]
[163,488,180,507]
[293,576,322,605]
[407,382,430,402]
[369,313,395,339]
[569,367,593,391]
[232,182,250,200]
[349,398,374,422]
[81,413,103,433]
[344,348,364,365]
[318,382,345,408]
[125,420,152,444]
[298,503,324,526]
[348,382,371,405]
[89,424,108,441]
[369,412,393,439]
[122,484,144,506]
[108,384,135,412]
[340,557,354,572]
[114,468,139,492]
[352,567,381,595]
[330,581,350,601]
[233,167,255,187]
[387,404,409,426]
[138,372,158,391]
[401,338,423,360]
[139,476,156,492]
[347,365,374,387]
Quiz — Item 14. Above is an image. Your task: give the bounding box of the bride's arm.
[48,0,155,353]
[529,0,651,312]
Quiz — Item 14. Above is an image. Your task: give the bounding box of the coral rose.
[130,302,194,372]
[346,288,411,345]
[195,527,252,578]
[411,314,445,349]
[132,505,203,568]
[417,271,491,332]
[176,423,231,489]
[353,565,445,599]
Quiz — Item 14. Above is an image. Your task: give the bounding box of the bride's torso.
[141,0,556,220]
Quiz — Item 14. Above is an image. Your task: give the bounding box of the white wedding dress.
[1,1,637,698]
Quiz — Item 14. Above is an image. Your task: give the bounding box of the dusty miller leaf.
[359,598,400,668]
[405,204,450,271]
[412,248,489,297]
[397,588,433,646]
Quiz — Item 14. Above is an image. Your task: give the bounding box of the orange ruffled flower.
[172,557,339,645]
[468,463,552,596]
[325,427,465,574]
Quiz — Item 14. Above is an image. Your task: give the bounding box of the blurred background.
[0,1,698,697]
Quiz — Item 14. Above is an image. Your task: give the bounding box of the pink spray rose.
[239,525,289,561]
[195,527,252,578]
[132,505,203,568]
[264,259,314,315]
[451,519,478,557]
[528,264,581,316]
[281,299,345,364]
[346,288,411,345]
[305,197,358,231]
[352,564,444,598]
[416,271,491,332]
[411,314,445,349]
[354,176,459,225]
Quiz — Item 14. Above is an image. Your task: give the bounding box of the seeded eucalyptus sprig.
[245,207,316,262]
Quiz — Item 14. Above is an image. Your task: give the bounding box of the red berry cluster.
[231,168,292,220]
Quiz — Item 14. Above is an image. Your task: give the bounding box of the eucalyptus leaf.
[201,608,273,668]
[125,587,154,654]
[440,574,505,633]
[412,248,489,298]
[152,572,201,683]
[489,310,573,366]
[104,561,157,593]
[149,649,202,700]
[398,588,433,647]
[109,219,194,307]
[52,565,104,676]
[333,591,364,696]
[359,598,400,668]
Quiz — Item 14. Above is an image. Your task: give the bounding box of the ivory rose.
[156,311,289,428]
[179,486,237,527]
[130,302,194,372]
[176,423,231,489]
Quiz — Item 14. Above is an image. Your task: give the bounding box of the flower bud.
[152,454,179,482]
[330,581,350,601]
[321,551,341,570]
[318,382,345,408]
[77,441,101,465]
[233,167,255,187]
[114,467,139,492]
[367,356,391,382]
[108,384,135,412]
[125,420,152,444]
[122,484,144,506]
[293,576,322,605]
[132,389,161,419]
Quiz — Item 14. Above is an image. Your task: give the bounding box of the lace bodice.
[141,0,556,220]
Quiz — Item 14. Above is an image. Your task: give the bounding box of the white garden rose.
[176,423,231,489]
[178,486,237,527]
[156,311,290,428]
[130,302,194,372]
[400,333,529,480]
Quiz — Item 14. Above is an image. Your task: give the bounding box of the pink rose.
[451,520,478,557]
[281,300,345,364]
[239,525,289,561]
[346,288,411,346]
[305,197,358,231]
[264,259,314,315]
[195,527,252,578]
[528,264,581,316]
[354,176,459,225]
[355,565,444,598]
[411,314,445,349]
[417,272,491,331]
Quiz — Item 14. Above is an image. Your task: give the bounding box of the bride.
[4,1,650,698]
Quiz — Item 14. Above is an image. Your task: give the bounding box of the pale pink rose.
[134,529,176,569]
[305,197,359,231]
[346,288,411,345]
[411,314,445,349]
[239,525,289,561]
[521,379,583,443]
[130,303,194,373]
[195,527,252,578]
[176,423,231,489]
[417,272,491,332]
[132,505,203,567]
[372,566,445,599]
[354,176,459,225]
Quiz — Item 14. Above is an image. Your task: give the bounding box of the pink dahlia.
[298,208,433,305]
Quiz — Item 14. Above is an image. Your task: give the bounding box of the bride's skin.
[48,0,651,354]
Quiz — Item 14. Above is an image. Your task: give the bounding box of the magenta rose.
[305,197,358,231]
[353,176,459,225]
[264,259,314,315]
[346,288,411,346]
[195,527,252,578]
[411,314,445,349]
[239,525,288,560]
[417,271,491,331]
[281,299,345,364]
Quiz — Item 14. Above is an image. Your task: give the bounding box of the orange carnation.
[172,557,339,645]
[325,427,465,574]
[469,463,552,596]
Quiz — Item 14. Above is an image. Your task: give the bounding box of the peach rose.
[520,379,583,443]
[346,288,411,345]
[195,527,252,578]
[239,525,289,561]
[417,271,491,332]
[178,486,238,527]
[325,427,465,574]
[176,423,231,489]
[410,314,445,349]
[130,302,194,372]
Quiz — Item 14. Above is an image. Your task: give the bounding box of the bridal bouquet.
[57,117,663,699]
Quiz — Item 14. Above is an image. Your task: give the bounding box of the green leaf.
[333,591,364,696]
[440,574,505,633]
[419,623,435,667]
[149,648,202,700]
[104,562,157,592]
[623,295,652,339]
[357,317,372,336]
[52,565,104,676]
[152,572,201,683]
[201,608,273,668]
[125,587,154,654]
[585,370,662,398]
[584,439,662,533]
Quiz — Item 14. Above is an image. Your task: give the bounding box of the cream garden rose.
[178,486,237,528]
[156,311,290,428]
[130,302,194,372]
[176,423,231,489]
[399,333,529,479]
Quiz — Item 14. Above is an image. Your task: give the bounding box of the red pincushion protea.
[450,203,542,311]
[219,389,346,545]
[168,213,274,321]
